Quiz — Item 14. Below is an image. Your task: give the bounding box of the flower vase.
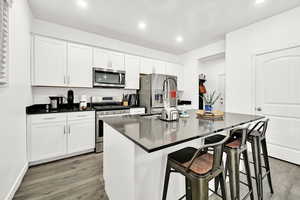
[205,105,213,113]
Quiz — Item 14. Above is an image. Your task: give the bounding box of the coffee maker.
[67,90,74,108]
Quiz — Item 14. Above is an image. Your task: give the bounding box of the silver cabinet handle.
[68,125,71,135]
[64,125,66,134]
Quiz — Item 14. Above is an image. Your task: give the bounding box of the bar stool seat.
[182,153,214,175]
[169,147,214,175]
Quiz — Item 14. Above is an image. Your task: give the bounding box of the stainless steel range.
[92,96,131,153]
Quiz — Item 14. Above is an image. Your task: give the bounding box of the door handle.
[256,107,262,112]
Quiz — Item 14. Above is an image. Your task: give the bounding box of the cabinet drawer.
[30,113,67,124]
[130,108,146,115]
[68,111,95,121]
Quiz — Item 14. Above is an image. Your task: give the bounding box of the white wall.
[0,0,32,199]
[180,41,225,109]
[226,6,300,114]
[32,19,180,64]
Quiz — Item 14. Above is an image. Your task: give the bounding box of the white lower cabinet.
[29,118,67,162]
[27,112,95,165]
[68,114,95,154]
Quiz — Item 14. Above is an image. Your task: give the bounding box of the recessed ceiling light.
[255,0,265,5]
[77,0,88,9]
[176,36,183,43]
[138,21,147,30]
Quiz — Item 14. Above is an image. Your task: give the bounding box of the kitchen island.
[103,110,263,200]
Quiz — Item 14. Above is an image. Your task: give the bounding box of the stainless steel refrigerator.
[139,74,177,114]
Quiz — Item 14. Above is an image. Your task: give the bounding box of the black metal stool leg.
[242,151,254,200]
[261,138,274,194]
[228,149,241,200]
[162,162,171,200]
[251,137,263,200]
[185,177,192,200]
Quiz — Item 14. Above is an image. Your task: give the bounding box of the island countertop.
[102,110,264,153]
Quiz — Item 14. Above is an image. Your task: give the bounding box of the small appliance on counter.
[160,107,179,121]
[67,90,74,108]
[123,94,139,107]
[79,95,88,110]
[49,96,63,110]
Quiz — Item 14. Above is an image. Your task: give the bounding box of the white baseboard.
[29,149,95,166]
[5,163,28,200]
[268,143,300,165]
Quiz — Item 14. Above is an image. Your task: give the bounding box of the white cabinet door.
[29,115,67,162]
[110,52,125,71]
[68,43,93,88]
[165,63,184,91]
[33,36,67,86]
[153,60,166,74]
[255,47,300,165]
[93,48,110,69]
[165,62,177,76]
[68,114,95,154]
[125,55,140,89]
[140,58,154,74]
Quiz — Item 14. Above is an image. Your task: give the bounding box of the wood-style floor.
[13,153,108,200]
[14,153,300,200]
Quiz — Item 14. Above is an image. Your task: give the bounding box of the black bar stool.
[247,119,274,200]
[162,133,230,200]
[209,127,254,200]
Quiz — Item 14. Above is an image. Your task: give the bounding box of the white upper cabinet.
[153,60,166,74]
[109,51,125,71]
[32,35,93,88]
[33,36,67,86]
[68,43,93,88]
[125,55,140,89]
[140,58,166,75]
[93,48,110,69]
[140,58,154,74]
[165,62,184,91]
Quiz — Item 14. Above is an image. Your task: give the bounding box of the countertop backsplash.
[32,87,137,104]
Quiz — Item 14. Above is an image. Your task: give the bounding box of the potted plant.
[201,91,221,112]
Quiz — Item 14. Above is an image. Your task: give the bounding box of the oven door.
[93,68,125,88]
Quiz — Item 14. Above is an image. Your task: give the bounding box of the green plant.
[201,91,221,106]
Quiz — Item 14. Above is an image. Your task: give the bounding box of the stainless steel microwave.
[93,68,125,88]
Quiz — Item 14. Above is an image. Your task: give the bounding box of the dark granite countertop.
[26,104,95,115]
[103,110,264,153]
[26,104,146,115]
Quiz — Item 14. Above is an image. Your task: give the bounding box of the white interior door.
[255,46,300,165]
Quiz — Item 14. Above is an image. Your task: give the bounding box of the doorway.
[198,53,226,111]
